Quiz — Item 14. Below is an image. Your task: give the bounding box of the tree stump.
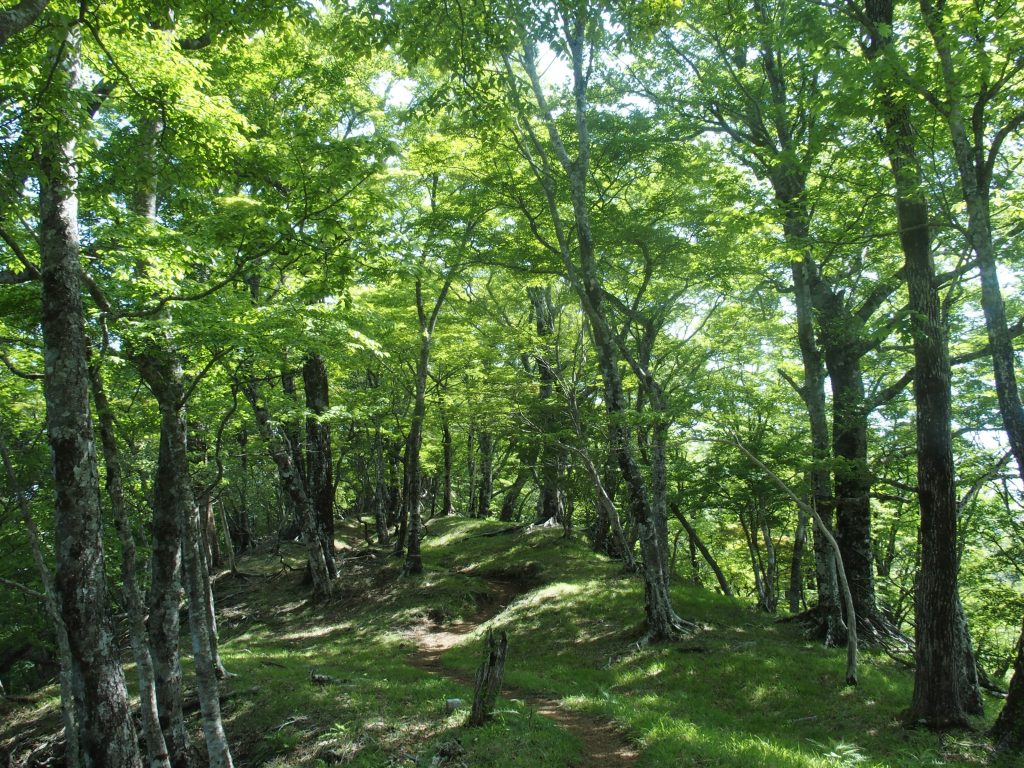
[468,629,508,726]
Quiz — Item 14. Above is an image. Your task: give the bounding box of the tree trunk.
[468,630,508,727]
[516,25,689,639]
[672,504,732,597]
[476,431,494,518]
[528,286,563,525]
[917,2,1024,736]
[373,425,390,544]
[780,193,845,645]
[303,354,336,577]
[862,0,982,722]
[38,21,141,766]
[825,349,877,626]
[139,354,233,760]
[993,616,1024,751]
[89,362,171,768]
[404,275,452,574]
[466,429,478,518]
[787,505,807,613]
[441,415,454,516]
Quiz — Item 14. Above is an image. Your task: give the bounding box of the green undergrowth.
[1,516,1016,767]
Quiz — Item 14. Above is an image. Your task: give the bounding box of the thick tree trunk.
[244,383,332,597]
[824,349,877,626]
[862,0,982,720]
[38,22,141,766]
[303,354,336,576]
[499,464,531,522]
[917,3,1024,737]
[89,362,171,768]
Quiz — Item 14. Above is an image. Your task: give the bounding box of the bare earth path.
[406,577,639,768]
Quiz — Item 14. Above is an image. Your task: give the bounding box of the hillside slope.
[1,517,1012,767]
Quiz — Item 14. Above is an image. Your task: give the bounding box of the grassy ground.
[1,516,1016,767]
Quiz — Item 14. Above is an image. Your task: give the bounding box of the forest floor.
[0,516,1018,767]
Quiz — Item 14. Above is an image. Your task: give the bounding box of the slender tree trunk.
[441,415,454,516]
[139,355,233,760]
[528,286,563,524]
[405,275,452,574]
[373,425,390,544]
[146,422,188,767]
[516,23,689,639]
[788,506,807,613]
[863,0,982,722]
[672,504,732,597]
[38,21,140,766]
[89,362,171,768]
[466,429,478,518]
[476,432,494,518]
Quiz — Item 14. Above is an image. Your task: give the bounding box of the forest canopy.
[2,0,1024,765]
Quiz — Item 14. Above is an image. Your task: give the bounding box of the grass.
[1,515,1016,767]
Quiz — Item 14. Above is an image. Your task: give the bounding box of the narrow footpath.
[406,577,638,767]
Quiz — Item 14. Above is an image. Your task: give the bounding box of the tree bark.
[38,21,141,766]
[0,0,49,48]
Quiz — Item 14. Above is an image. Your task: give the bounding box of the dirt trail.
[407,577,638,768]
